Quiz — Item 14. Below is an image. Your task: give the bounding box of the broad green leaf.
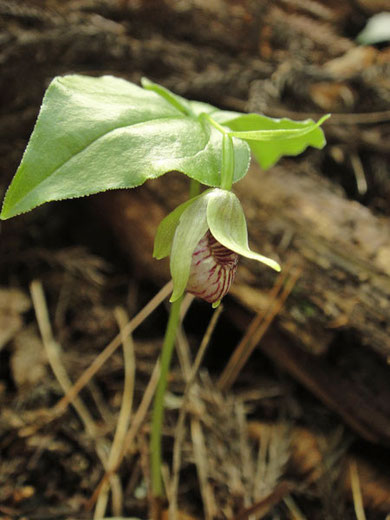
[220,113,329,170]
[211,110,246,124]
[170,194,209,302]
[1,75,250,219]
[189,100,220,117]
[153,192,207,259]
[207,189,281,271]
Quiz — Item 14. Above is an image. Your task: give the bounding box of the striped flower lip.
[186,231,239,305]
[153,188,281,306]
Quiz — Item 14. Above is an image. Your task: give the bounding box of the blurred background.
[1,1,390,519]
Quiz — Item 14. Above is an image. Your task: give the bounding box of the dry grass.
[1,238,389,520]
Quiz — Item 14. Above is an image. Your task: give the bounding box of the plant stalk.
[201,113,234,191]
[150,295,184,497]
[220,133,234,191]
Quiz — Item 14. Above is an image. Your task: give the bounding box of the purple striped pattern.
[186,231,239,304]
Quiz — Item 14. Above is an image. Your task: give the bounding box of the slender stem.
[142,79,193,117]
[150,295,184,497]
[202,113,227,134]
[220,134,234,191]
[201,113,235,191]
[149,115,228,500]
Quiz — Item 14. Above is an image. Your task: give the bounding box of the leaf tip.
[153,251,168,260]
[0,201,13,220]
[140,77,152,88]
[318,114,331,125]
[169,290,183,304]
[264,256,281,272]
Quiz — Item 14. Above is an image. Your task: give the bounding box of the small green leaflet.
[214,112,329,170]
[153,191,208,260]
[227,115,330,141]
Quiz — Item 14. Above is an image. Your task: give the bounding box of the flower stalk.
[150,114,280,500]
[221,134,234,191]
[202,113,234,191]
[150,295,184,497]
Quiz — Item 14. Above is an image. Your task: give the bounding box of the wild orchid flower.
[0,71,329,504]
[186,230,239,304]
[153,188,281,307]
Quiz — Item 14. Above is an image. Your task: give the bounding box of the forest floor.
[1,1,390,519]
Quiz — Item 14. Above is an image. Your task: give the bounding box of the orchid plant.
[0,74,328,501]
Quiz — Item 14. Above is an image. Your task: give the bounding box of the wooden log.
[89,163,390,445]
[92,163,390,358]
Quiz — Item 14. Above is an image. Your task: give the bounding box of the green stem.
[220,134,234,191]
[201,113,235,191]
[150,295,184,497]
[202,113,227,135]
[142,78,193,117]
[150,116,229,498]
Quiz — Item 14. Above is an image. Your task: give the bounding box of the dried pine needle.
[30,280,123,509]
[349,460,367,520]
[218,262,301,391]
[94,307,136,519]
[54,280,172,414]
[170,305,223,519]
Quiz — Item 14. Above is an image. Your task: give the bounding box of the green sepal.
[153,192,206,259]
[206,189,281,272]
[169,194,210,302]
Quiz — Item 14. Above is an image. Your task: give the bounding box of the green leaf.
[221,113,329,170]
[211,110,244,124]
[141,77,218,118]
[141,77,194,116]
[207,189,281,271]
[153,192,206,259]
[189,100,220,117]
[169,195,209,302]
[141,78,220,118]
[1,75,250,220]
[228,115,330,141]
